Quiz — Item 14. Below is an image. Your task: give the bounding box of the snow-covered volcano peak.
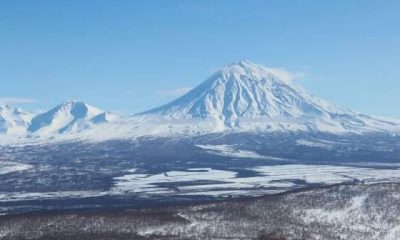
[219,60,293,84]
[28,100,104,134]
[141,60,331,122]
[140,61,399,133]
[226,59,258,70]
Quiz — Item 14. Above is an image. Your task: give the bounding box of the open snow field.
[0,161,32,175]
[112,164,400,197]
[2,164,400,204]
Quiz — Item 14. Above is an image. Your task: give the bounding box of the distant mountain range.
[0,100,118,140]
[1,60,399,142]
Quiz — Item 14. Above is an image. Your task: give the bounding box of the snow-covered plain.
[110,165,400,197]
[296,139,335,149]
[3,164,400,202]
[0,190,107,202]
[0,161,32,175]
[196,144,282,160]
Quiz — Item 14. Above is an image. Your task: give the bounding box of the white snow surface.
[3,164,400,202]
[0,190,107,202]
[110,165,400,197]
[0,161,32,175]
[296,139,335,149]
[196,144,285,160]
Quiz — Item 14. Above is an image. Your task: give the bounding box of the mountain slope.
[90,112,118,124]
[0,104,32,135]
[28,101,104,135]
[140,60,399,133]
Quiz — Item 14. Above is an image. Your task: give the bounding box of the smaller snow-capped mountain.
[0,104,32,135]
[28,101,108,135]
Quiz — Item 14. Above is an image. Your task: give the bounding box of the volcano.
[140,60,399,133]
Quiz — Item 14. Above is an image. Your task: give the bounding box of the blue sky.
[0,0,399,117]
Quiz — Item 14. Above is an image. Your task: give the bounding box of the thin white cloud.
[0,97,38,104]
[264,67,307,82]
[210,61,308,83]
[156,87,192,97]
[264,67,295,82]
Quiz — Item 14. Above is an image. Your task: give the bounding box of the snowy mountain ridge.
[1,60,399,142]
